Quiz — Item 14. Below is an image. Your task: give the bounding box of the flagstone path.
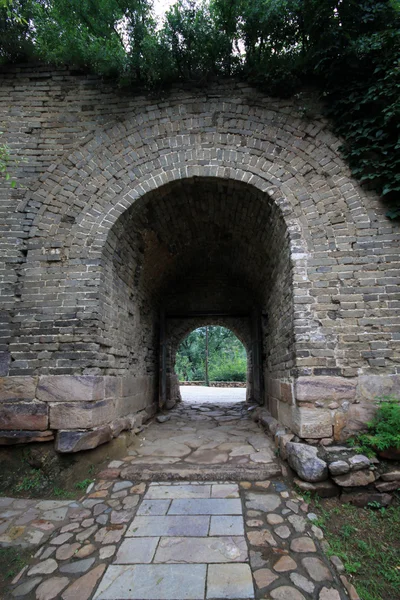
[1,399,358,600]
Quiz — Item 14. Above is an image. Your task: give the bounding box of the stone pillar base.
[0,375,156,452]
[267,374,400,442]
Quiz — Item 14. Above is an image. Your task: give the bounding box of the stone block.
[0,376,38,401]
[55,426,112,453]
[294,478,339,498]
[126,516,210,537]
[49,399,115,429]
[0,401,48,430]
[339,403,377,440]
[292,407,333,439]
[357,374,400,401]
[0,430,54,445]
[296,376,356,403]
[280,382,293,403]
[332,470,375,487]
[37,376,105,403]
[104,376,121,399]
[286,442,328,482]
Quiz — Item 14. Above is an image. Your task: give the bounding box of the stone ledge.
[0,401,48,430]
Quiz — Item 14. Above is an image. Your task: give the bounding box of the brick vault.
[0,66,399,451]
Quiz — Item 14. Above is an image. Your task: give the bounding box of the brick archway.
[1,70,399,451]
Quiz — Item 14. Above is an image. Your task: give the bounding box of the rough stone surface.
[286,443,328,482]
[332,470,375,487]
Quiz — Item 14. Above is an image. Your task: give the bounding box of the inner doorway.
[175,325,247,405]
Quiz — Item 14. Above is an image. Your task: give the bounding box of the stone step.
[120,462,282,482]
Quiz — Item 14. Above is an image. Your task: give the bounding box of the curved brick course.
[0,65,399,449]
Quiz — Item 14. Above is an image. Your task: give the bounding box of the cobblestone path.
[2,401,357,599]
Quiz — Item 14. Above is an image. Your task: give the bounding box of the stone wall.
[1,64,399,450]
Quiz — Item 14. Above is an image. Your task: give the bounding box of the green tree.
[175,326,247,383]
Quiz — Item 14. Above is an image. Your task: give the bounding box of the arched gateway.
[0,68,399,451]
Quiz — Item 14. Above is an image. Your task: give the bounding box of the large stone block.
[0,401,48,430]
[55,426,112,453]
[356,374,400,401]
[296,377,356,403]
[49,399,116,429]
[37,375,105,402]
[292,407,333,439]
[0,376,38,401]
[338,403,377,441]
[120,376,152,398]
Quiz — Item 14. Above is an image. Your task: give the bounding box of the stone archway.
[99,176,294,425]
[1,72,399,451]
[164,317,253,408]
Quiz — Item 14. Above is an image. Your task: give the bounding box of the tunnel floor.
[121,398,281,482]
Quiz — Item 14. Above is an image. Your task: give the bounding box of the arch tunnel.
[101,176,294,411]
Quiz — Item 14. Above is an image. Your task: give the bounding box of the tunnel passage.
[101,176,294,411]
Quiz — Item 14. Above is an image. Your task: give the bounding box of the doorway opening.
[175,325,247,406]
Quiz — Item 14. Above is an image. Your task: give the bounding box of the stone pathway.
[3,478,355,600]
[2,400,357,600]
[123,400,281,481]
[180,386,246,404]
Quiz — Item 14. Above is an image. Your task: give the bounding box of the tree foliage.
[1,0,399,215]
[175,326,247,382]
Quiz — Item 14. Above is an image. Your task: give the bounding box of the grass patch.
[13,469,48,493]
[0,547,31,581]
[74,478,94,491]
[312,496,400,600]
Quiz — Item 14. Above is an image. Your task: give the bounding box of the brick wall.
[1,64,399,450]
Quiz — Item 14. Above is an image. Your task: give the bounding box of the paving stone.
[95,525,126,544]
[245,493,281,512]
[99,545,116,559]
[253,567,278,589]
[82,518,95,527]
[62,564,106,600]
[319,588,341,600]
[302,557,333,581]
[209,516,244,536]
[145,485,211,499]
[288,515,307,533]
[275,525,291,539]
[122,496,139,509]
[289,572,315,593]
[267,514,284,525]
[12,577,43,597]
[137,500,171,516]
[126,516,210,537]
[290,537,317,553]
[56,543,81,560]
[93,503,108,516]
[168,498,242,515]
[273,555,297,572]
[255,481,271,489]
[270,585,307,600]
[28,559,58,576]
[115,538,159,564]
[247,529,277,547]
[211,484,239,498]
[207,563,254,599]
[75,544,96,558]
[130,483,146,494]
[154,536,248,563]
[60,558,96,574]
[249,550,267,569]
[76,525,98,542]
[246,519,263,527]
[35,576,70,600]
[93,564,207,599]
[113,481,132,492]
[110,510,133,524]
